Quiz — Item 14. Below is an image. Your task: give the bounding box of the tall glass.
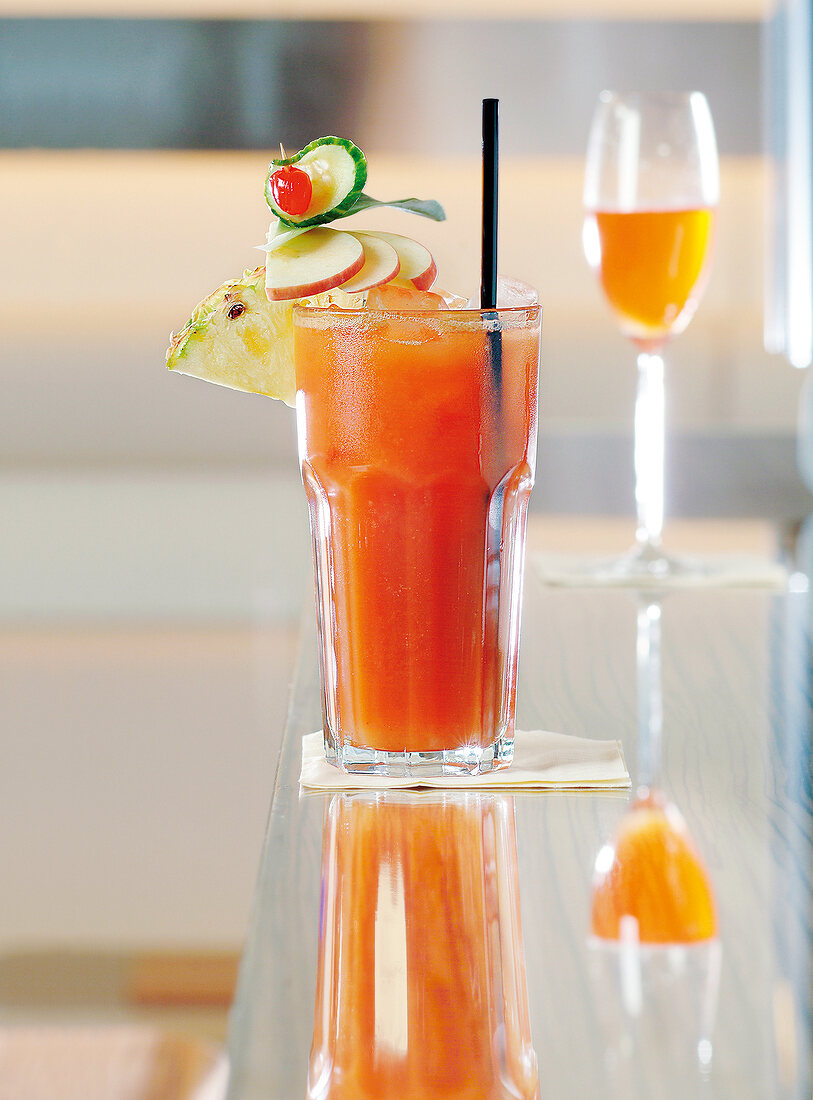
[294,301,540,775]
[583,90,719,582]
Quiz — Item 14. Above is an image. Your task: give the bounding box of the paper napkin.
[299,730,629,791]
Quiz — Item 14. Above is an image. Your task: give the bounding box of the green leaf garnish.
[334,194,446,222]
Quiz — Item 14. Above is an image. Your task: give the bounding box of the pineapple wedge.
[166,267,364,406]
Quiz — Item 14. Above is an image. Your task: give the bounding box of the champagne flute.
[582,90,719,582]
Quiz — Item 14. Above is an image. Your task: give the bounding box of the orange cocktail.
[294,303,540,774]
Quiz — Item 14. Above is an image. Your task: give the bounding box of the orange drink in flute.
[585,207,715,352]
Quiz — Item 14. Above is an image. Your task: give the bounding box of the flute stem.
[634,352,665,553]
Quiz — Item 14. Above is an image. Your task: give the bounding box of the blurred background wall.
[3,0,813,1017]
[2,6,810,624]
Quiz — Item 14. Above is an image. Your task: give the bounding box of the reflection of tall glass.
[307,794,539,1100]
[295,304,540,775]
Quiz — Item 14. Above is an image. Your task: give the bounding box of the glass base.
[534,542,787,590]
[324,729,515,777]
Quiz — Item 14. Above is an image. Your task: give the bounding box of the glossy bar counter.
[225,564,813,1099]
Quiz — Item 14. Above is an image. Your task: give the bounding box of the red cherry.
[269,164,313,216]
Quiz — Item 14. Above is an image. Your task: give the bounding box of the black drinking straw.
[481,98,499,310]
[481,98,502,397]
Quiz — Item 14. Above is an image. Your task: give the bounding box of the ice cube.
[434,287,470,309]
[463,278,539,310]
[496,276,539,308]
[366,284,447,311]
[324,287,367,310]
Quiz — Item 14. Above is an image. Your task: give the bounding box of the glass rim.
[292,302,541,320]
[597,88,710,106]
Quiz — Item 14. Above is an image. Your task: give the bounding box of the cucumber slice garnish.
[257,219,310,254]
[265,136,367,227]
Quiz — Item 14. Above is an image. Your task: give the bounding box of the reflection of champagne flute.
[587,598,721,1092]
[591,788,718,946]
[588,794,722,1093]
[582,91,719,582]
[307,794,539,1100]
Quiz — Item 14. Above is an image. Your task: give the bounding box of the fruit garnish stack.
[166,136,448,405]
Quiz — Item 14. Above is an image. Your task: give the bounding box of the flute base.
[534,543,787,590]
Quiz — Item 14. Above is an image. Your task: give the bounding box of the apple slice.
[339,231,400,293]
[265,227,364,302]
[361,231,437,290]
